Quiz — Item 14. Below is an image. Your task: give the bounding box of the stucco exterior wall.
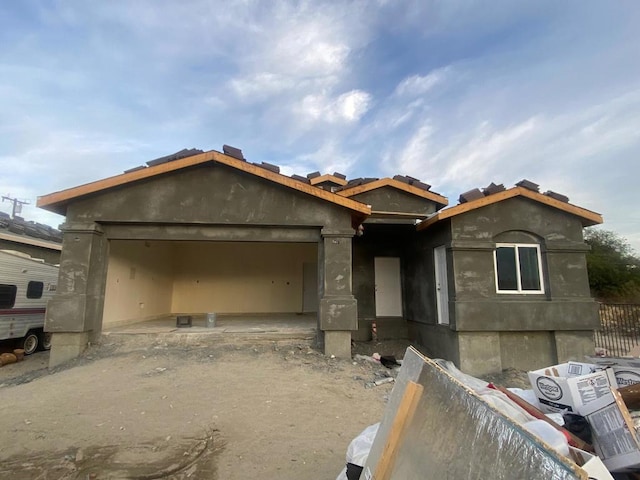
[45,162,360,365]
[350,188,438,216]
[404,221,457,359]
[448,197,597,333]
[65,164,353,231]
[406,197,598,375]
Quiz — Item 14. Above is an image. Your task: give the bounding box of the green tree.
[584,228,640,302]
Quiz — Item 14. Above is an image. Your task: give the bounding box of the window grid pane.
[496,247,518,291]
[518,247,541,291]
[495,244,543,294]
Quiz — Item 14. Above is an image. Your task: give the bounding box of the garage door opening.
[102,240,318,332]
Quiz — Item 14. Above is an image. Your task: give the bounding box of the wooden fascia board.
[209,152,370,214]
[309,174,348,186]
[371,210,430,219]
[516,188,603,226]
[338,178,449,205]
[416,187,603,231]
[37,152,217,214]
[37,150,371,216]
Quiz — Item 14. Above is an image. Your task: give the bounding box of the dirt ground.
[0,337,528,479]
[0,337,411,480]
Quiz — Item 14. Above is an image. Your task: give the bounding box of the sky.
[1,1,639,251]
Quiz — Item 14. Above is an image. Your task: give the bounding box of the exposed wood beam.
[309,174,348,186]
[37,150,371,216]
[371,210,430,219]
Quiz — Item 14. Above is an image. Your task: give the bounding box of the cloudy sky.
[1,1,639,250]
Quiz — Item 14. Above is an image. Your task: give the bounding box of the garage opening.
[102,240,318,331]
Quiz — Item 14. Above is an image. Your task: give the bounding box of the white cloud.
[394,67,451,97]
[229,73,296,102]
[284,141,357,177]
[3,1,640,253]
[297,90,372,125]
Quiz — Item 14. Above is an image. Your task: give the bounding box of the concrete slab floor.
[103,313,317,335]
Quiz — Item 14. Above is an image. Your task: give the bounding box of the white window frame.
[493,243,545,294]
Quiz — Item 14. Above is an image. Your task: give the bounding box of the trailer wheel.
[22,332,39,355]
[39,331,52,351]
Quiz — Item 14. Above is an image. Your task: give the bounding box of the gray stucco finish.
[46,223,108,340]
[404,196,599,374]
[45,163,361,364]
[448,197,597,331]
[351,187,438,216]
[66,165,353,230]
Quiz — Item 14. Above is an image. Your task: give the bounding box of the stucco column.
[318,229,357,358]
[46,222,109,368]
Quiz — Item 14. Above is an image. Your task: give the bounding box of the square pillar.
[319,230,357,358]
[46,222,109,367]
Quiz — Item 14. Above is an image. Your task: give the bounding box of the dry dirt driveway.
[0,339,404,479]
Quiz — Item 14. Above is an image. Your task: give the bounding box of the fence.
[595,303,640,356]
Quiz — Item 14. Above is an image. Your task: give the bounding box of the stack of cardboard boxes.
[529,359,640,473]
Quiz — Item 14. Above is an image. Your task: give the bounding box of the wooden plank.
[517,188,603,226]
[37,151,217,214]
[338,178,449,206]
[309,174,348,186]
[373,381,424,480]
[371,210,430,218]
[37,150,371,216]
[417,187,603,231]
[210,152,370,214]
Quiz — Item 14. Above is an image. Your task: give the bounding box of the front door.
[374,257,402,317]
[434,245,449,324]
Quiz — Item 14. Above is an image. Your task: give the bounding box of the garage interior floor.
[102,313,317,341]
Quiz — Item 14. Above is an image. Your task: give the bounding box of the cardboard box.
[528,362,617,415]
[612,366,640,388]
[582,387,640,472]
[569,447,614,480]
[586,356,640,388]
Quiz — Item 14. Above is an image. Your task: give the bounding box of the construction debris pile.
[338,348,640,480]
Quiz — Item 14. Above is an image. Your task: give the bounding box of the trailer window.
[0,284,17,308]
[27,281,44,299]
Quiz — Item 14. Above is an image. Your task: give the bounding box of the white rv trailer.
[0,249,58,354]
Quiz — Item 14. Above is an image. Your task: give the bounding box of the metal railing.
[595,303,640,356]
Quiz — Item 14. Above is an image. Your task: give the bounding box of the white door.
[374,257,402,317]
[434,246,449,325]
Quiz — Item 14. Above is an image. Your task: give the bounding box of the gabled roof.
[37,150,371,216]
[417,186,603,230]
[309,174,348,187]
[337,178,448,208]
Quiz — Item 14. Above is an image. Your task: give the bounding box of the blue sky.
[1,1,639,251]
